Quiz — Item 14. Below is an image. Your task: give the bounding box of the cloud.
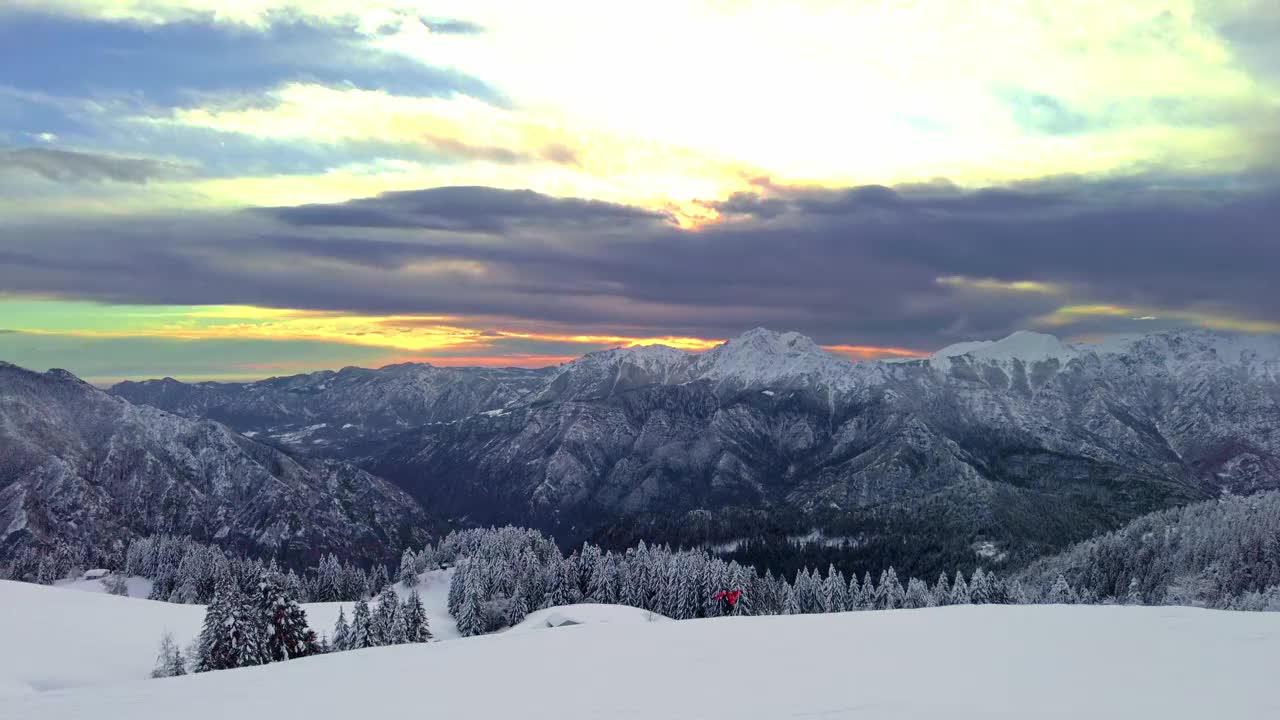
[0,1,466,30]
[261,186,669,232]
[0,11,503,107]
[0,146,186,183]
[3,174,1280,352]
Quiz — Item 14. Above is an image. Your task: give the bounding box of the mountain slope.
[0,362,434,566]
[112,363,553,453]
[1021,490,1280,607]
[368,329,1280,574]
[104,328,1280,576]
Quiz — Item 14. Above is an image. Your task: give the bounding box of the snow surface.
[54,574,154,598]
[0,569,457,700]
[12,598,1280,720]
[507,603,669,633]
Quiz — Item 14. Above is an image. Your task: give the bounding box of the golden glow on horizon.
[1035,304,1280,334]
[824,344,930,361]
[495,331,724,352]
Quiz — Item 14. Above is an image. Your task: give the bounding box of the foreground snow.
[11,591,1280,720]
[0,569,457,699]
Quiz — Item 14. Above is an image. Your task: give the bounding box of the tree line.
[439,526,1090,637]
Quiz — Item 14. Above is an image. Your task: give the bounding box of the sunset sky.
[1,1,1278,382]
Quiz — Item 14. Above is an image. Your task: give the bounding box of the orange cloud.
[822,344,929,361]
[382,354,580,368]
[495,330,724,352]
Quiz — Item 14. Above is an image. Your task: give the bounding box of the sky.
[1,1,1278,383]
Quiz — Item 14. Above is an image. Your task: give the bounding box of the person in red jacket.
[713,589,742,615]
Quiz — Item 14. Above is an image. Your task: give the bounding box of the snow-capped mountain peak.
[935,330,1077,364]
[691,328,856,390]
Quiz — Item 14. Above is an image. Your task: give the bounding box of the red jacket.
[713,589,741,606]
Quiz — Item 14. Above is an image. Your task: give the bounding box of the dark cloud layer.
[262,186,670,232]
[0,146,184,183]
[3,177,1279,348]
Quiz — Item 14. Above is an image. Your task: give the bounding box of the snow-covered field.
[0,569,458,700]
[507,603,669,633]
[7,579,1280,720]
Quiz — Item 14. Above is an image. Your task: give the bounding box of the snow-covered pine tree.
[857,572,875,610]
[194,572,267,672]
[949,570,970,605]
[257,572,319,662]
[403,589,432,642]
[846,573,861,611]
[903,578,933,609]
[448,562,467,616]
[372,584,401,646]
[1046,574,1074,604]
[550,557,581,607]
[505,580,530,627]
[367,564,390,597]
[969,568,992,605]
[348,600,373,650]
[455,567,487,637]
[877,567,904,610]
[151,631,187,678]
[387,604,410,645]
[331,607,351,652]
[821,565,847,613]
[398,548,418,588]
[932,572,951,606]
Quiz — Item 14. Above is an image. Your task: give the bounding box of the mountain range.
[103,327,1280,576]
[0,362,433,568]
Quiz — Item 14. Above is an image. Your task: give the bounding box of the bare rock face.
[0,362,435,567]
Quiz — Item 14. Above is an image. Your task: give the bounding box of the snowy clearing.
[0,569,457,700]
[507,603,669,633]
[8,582,1280,719]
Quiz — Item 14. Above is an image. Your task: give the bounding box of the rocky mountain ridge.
[0,362,435,567]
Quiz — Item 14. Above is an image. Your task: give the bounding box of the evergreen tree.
[403,590,433,642]
[1046,574,1074,604]
[387,604,410,645]
[949,570,971,605]
[456,568,486,637]
[856,572,875,610]
[372,585,401,645]
[969,568,992,605]
[932,572,951,607]
[367,564,390,597]
[151,631,187,678]
[257,572,319,661]
[505,580,530,627]
[194,572,266,672]
[331,607,351,652]
[904,578,933,609]
[877,567,904,610]
[348,600,373,650]
[398,549,418,588]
